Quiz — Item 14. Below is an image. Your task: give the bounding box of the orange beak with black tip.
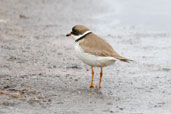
[66,32,72,37]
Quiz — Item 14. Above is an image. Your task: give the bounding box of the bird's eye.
[72,29,80,35]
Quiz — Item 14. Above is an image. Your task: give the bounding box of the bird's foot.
[98,85,101,88]
[89,85,95,88]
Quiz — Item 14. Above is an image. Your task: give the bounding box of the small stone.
[74,79,78,81]
[107,102,113,105]
[57,102,63,104]
[19,14,29,19]
[43,100,47,102]
[154,105,158,107]
[37,96,44,99]
[0,90,6,94]
[48,99,51,102]
[8,56,16,61]
[119,108,124,110]
[10,56,16,59]
[3,85,10,89]
[8,88,17,92]
[57,53,62,55]
[110,111,114,113]
[66,65,82,69]
[56,75,60,77]
[21,90,25,94]
[158,102,165,105]
[10,93,20,98]
[69,77,73,79]
[2,101,10,106]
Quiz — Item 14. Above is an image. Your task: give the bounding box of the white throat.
[72,31,91,41]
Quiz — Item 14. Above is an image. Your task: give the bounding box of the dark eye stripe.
[72,29,80,35]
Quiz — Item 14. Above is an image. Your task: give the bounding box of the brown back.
[79,33,131,62]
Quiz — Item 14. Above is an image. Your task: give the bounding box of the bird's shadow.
[78,88,103,94]
[71,87,111,98]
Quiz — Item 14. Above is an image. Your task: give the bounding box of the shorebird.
[66,25,132,88]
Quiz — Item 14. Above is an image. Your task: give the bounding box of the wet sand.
[0,0,171,114]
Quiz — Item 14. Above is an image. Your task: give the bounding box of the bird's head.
[66,25,91,40]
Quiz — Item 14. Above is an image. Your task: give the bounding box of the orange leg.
[89,67,95,88]
[98,67,103,88]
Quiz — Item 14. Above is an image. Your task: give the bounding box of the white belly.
[74,43,116,67]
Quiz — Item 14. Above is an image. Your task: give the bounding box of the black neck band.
[75,32,92,42]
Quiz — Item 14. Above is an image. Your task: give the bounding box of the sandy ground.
[0,0,171,114]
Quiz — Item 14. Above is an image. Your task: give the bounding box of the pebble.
[110,110,114,113]
[57,102,63,104]
[67,65,82,69]
[74,79,78,81]
[0,90,6,94]
[10,93,20,99]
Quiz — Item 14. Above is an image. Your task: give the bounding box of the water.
[94,0,171,33]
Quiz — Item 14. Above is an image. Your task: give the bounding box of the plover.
[66,25,132,88]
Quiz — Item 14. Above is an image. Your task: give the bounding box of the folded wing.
[79,33,132,62]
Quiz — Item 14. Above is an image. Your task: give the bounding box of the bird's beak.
[66,32,72,37]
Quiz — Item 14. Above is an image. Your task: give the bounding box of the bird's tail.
[114,55,133,63]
